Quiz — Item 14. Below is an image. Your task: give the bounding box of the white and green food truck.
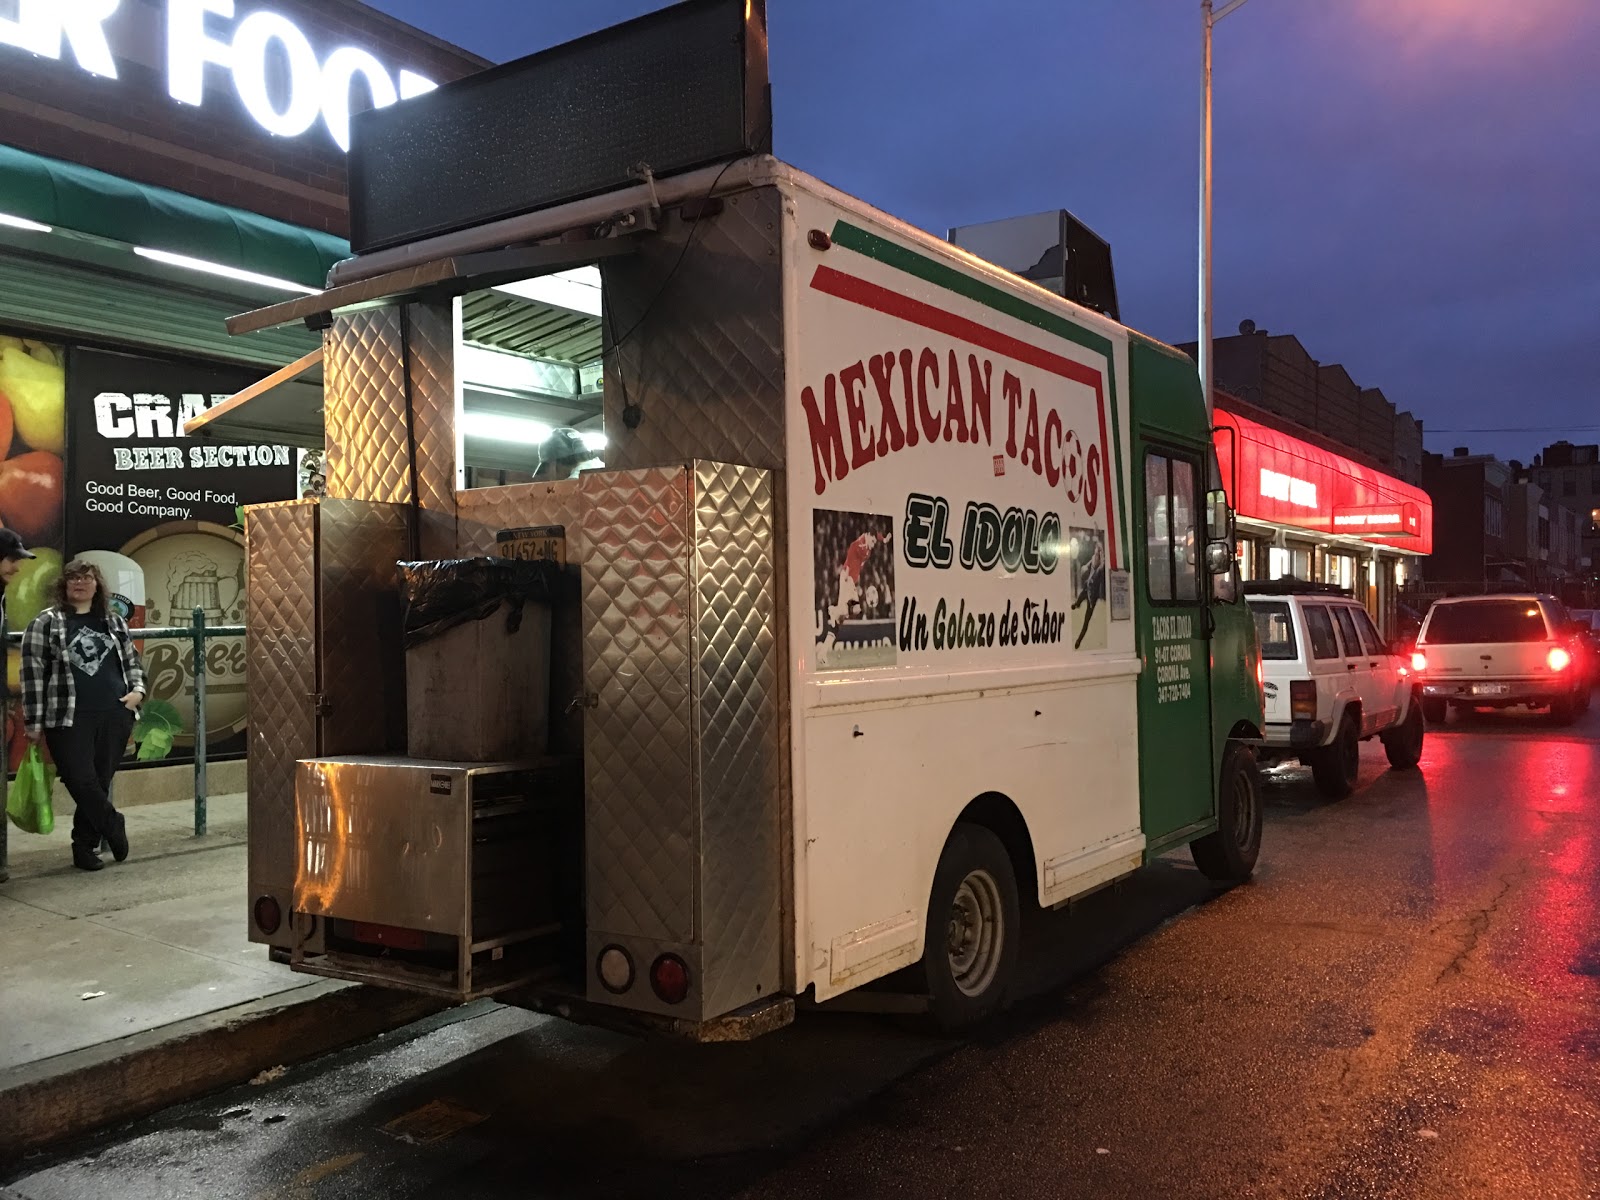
[207,0,1266,1038]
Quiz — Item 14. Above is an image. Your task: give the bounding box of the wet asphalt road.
[6,703,1599,1200]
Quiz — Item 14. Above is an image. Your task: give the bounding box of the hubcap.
[946,869,1004,998]
[1232,766,1258,851]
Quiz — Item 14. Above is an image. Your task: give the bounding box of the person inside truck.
[532,428,593,482]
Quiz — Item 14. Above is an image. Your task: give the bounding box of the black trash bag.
[398,557,561,650]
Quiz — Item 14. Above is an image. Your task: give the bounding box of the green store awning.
[0,145,350,289]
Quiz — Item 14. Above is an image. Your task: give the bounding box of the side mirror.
[1205,489,1230,541]
[1205,540,1233,575]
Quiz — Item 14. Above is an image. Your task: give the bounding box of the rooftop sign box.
[347,0,772,253]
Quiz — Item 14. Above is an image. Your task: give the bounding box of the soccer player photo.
[1068,526,1109,652]
[813,510,895,672]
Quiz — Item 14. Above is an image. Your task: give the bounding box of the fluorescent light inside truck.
[461,412,552,445]
[491,267,603,316]
[134,247,320,294]
[0,212,52,233]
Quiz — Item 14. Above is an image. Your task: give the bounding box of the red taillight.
[1411,652,1428,674]
[253,895,282,935]
[1290,680,1317,720]
[1255,655,1265,698]
[1548,646,1572,672]
[650,954,691,1004]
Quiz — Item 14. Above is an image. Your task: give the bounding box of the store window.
[1144,450,1199,604]
[1268,546,1290,581]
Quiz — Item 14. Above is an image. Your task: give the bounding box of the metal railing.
[4,607,243,844]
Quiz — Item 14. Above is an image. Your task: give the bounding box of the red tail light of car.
[1548,646,1572,672]
[1411,652,1428,674]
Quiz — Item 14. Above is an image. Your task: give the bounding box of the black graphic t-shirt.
[65,612,127,714]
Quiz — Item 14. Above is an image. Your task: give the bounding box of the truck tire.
[916,824,1020,1033]
[1191,741,1262,885]
[1421,697,1447,725]
[1312,713,1360,799]
[1381,699,1425,770]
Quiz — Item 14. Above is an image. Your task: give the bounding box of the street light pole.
[1199,0,1251,422]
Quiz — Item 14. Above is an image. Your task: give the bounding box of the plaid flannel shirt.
[21,606,148,732]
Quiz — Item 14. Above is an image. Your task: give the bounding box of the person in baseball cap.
[0,529,35,885]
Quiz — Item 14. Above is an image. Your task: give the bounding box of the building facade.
[1182,325,1426,486]
[1531,441,1600,588]
[0,0,485,773]
[1214,392,1432,637]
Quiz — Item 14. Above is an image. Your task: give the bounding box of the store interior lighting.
[0,212,52,233]
[134,246,320,294]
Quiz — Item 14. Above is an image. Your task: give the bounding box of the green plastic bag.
[7,744,55,836]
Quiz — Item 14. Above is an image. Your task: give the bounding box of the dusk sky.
[367,0,1599,464]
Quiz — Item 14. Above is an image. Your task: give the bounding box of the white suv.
[1413,594,1592,726]
[1245,582,1424,798]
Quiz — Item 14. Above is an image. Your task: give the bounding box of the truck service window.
[1144,451,1200,604]
[1304,606,1341,660]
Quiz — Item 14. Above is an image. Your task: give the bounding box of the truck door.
[1136,446,1216,848]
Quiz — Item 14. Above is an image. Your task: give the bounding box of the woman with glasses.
[21,559,148,872]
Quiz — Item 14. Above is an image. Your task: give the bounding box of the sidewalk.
[0,793,445,1162]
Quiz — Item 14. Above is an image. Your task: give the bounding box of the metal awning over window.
[183,349,324,448]
[227,240,636,335]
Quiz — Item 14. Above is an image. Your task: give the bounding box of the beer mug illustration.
[167,552,243,622]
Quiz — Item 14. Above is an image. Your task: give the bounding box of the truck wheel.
[1191,741,1262,885]
[1421,697,1447,725]
[1312,714,1360,799]
[1382,699,1425,770]
[916,824,1020,1033]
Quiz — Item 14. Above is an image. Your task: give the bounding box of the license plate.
[1472,682,1509,696]
[495,525,566,566]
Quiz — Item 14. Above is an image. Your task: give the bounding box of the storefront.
[1213,407,1433,637]
[0,1,486,771]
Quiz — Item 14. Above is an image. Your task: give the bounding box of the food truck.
[198,0,1264,1038]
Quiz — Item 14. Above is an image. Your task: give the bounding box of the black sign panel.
[65,348,297,556]
[348,0,771,253]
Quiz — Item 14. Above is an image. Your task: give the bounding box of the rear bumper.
[1262,719,1329,750]
[1421,680,1567,706]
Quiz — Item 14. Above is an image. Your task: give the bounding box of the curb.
[0,982,448,1165]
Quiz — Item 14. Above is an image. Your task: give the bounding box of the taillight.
[253,895,282,935]
[650,954,691,1004]
[1290,680,1317,719]
[1548,646,1572,672]
[597,946,635,994]
[1255,654,1265,699]
[1411,652,1428,674]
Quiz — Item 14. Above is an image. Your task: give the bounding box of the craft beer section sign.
[67,347,294,551]
[793,216,1126,677]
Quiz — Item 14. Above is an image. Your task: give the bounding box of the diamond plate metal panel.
[692,461,782,1017]
[458,483,586,755]
[318,499,412,756]
[603,187,785,473]
[407,303,461,559]
[579,467,697,946]
[325,308,410,504]
[246,501,317,944]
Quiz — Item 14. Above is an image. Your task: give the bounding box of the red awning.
[1213,410,1433,555]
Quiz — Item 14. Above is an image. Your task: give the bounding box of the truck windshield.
[1250,602,1297,660]
[1424,601,1548,644]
